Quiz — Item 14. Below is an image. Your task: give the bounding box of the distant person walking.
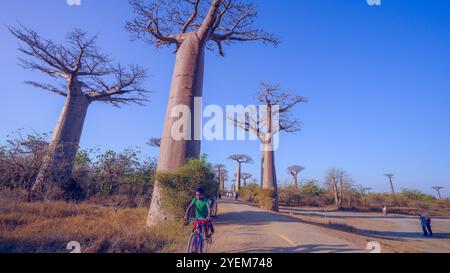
[382,206,388,216]
[419,214,433,237]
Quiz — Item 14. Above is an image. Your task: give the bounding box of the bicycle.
[185,217,212,253]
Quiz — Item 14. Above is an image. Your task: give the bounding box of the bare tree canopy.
[241,172,252,180]
[287,165,304,176]
[233,82,307,140]
[228,154,253,164]
[9,24,149,107]
[126,0,279,56]
[325,168,353,207]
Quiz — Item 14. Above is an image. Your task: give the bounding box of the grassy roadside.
[0,197,190,253]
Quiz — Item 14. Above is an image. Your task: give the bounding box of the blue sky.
[1,0,449,197]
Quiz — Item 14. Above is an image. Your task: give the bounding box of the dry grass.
[0,196,189,253]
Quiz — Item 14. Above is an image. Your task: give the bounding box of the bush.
[239,184,259,202]
[279,185,302,206]
[399,189,435,202]
[254,188,276,211]
[157,159,217,220]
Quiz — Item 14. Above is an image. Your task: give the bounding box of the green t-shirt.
[191,198,209,218]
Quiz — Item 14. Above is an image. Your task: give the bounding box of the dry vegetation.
[0,191,189,253]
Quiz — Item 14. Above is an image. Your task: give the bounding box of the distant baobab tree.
[214,164,226,191]
[127,0,278,226]
[287,165,304,187]
[228,154,253,191]
[147,137,161,148]
[241,172,252,187]
[432,186,444,200]
[384,173,396,195]
[362,187,373,195]
[9,25,148,194]
[233,83,306,211]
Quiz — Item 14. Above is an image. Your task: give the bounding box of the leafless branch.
[228,154,253,164]
[126,0,279,55]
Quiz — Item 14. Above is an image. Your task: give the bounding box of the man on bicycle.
[184,188,215,236]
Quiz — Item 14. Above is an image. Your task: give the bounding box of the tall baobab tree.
[233,83,306,211]
[432,186,444,200]
[384,173,396,195]
[241,172,252,187]
[9,25,148,194]
[214,164,226,191]
[287,165,304,187]
[228,154,253,191]
[127,0,278,226]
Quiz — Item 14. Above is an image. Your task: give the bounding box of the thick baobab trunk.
[262,148,279,210]
[292,175,298,187]
[260,152,264,188]
[147,33,205,226]
[262,105,279,211]
[33,79,90,193]
[219,174,225,192]
[388,180,396,195]
[236,163,241,191]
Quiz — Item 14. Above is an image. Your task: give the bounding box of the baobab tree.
[241,172,252,187]
[384,173,396,195]
[214,164,226,191]
[9,25,148,194]
[432,186,444,200]
[287,165,304,187]
[228,154,253,191]
[325,168,353,207]
[127,0,278,226]
[233,83,306,210]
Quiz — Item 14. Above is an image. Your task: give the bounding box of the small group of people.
[382,205,434,238]
[224,192,238,200]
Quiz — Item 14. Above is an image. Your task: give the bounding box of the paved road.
[209,200,369,253]
[278,206,450,253]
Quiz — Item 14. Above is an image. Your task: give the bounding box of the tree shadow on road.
[360,230,450,240]
[229,244,364,253]
[216,210,301,226]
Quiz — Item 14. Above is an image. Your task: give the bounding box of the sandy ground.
[209,200,371,253]
[278,206,450,253]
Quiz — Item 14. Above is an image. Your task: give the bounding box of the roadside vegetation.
[239,173,450,216]
[0,132,217,253]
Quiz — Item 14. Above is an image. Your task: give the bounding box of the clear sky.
[1,0,449,197]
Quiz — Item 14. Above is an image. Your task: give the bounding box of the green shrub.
[279,185,302,206]
[157,159,217,219]
[239,184,259,202]
[399,189,436,202]
[255,188,276,211]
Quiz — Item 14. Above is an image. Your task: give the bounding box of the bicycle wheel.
[187,232,198,253]
[201,236,210,253]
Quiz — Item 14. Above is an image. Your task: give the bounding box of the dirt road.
[209,200,370,253]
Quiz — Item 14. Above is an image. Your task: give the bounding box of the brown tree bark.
[261,105,279,211]
[235,162,241,191]
[147,33,205,225]
[292,175,298,187]
[33,79,90,193]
